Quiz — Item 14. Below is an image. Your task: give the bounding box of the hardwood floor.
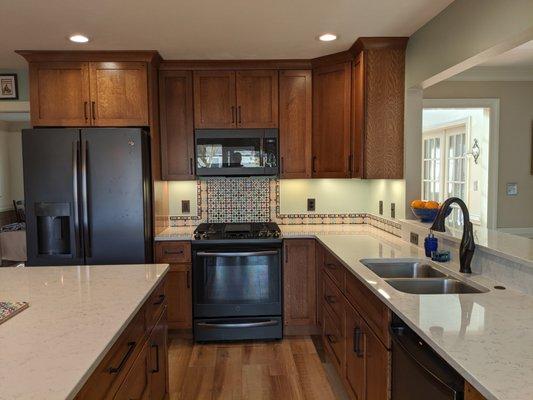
[168,335,349,400]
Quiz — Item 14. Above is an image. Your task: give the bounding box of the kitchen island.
[0,264,169,400]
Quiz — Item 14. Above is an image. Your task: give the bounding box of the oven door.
[195,129,278,176]
[193,246,282,318]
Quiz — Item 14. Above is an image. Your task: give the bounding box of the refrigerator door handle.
[81,139,91,258]
[72,140,81,258]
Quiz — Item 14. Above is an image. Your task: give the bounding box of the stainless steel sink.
[360,259,447,279]
[384,278,488,294]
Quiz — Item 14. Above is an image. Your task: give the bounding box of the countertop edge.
[65,264,170,400]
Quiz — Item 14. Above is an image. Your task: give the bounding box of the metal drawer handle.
[196,251,278,257]
[153,294,165,306]
[151,343,160,373]
[197,320,278,329]
[326,334,338,344]
[325,263,338,270]
[164,249,183,255]
[324,295,336,304]
[108,341,136,374]
[354,327,364,357]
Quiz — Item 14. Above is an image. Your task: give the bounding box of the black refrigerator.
[22,128,152,266]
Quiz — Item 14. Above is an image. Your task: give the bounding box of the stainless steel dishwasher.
[391,318,465,400]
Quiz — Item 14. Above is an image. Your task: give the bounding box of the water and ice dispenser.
[35,203,71,256]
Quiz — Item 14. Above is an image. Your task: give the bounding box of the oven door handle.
[196,251,279,257]
[197,320,279,329]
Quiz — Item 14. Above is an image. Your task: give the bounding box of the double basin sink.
[360,259,488,295]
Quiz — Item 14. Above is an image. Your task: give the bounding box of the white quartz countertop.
[311,229,533,400]
[0,264,169,400]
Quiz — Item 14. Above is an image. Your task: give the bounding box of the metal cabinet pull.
[189,158,194,175]
[312,156,317,173]
[108,342,136,374]
[354,327,364,357]
[324,295,336,304]
[348,154,353,175]
[237,106,242,124]
[325,262,338,270]
[153,294,165,306]
[280,157,284,174]
[231,106,235,123]
[91,102,96,121]
[197,251,278,257]
[164,249,183,255]
[326,334,338,344]
[83,102,88,121]
[150,343,160,373]
[197,320,278,329]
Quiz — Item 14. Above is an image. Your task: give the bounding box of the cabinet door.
[149,310,168,400]
[29,62,91,126]
[283,239,316,327]
[465,382,487,400]
[279,70,312,178]
[159,70,195,180]
[363,320,389,400]
[114,342,150,400]
[89,62,149,126]
[351,53,365,178]
[236,70,278,128]
[312,62,351,178]
[166,264,192,329]
[193,71,236,128]
[345,303,366,400]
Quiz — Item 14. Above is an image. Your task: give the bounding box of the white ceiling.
[0,0,453,69]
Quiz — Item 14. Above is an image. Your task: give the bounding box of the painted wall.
[0,121,25,211]
[424,81,533,228]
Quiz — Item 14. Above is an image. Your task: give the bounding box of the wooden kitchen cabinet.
[312,62,351,178]
[29,62,91,126]
[235,70,278,128]
[279,70,312,178]
[159,70,195,179]
[193,70,278,129]
[283,239,316,329]
[154,241,192,330]
[351,39,406,178]
[465,382,487,400]
[113,341,150,400]
[193,70,236,128]
[148,310,169,400]
[26,59,150,127]
[89,62,149,126]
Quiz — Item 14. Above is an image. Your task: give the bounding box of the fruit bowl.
[410,206,452,223]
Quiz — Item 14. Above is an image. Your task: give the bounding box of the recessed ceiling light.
[69,34,90,43]
[318,33,337,42]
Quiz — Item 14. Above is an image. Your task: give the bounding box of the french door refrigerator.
[22,128,152,266]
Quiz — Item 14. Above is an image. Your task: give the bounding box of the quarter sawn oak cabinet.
[193,70,278,128]
[312,62,352,178]
[28,60,149,127]
[159,70,195,180]
[283,239,316,330]
[279,70,312,178]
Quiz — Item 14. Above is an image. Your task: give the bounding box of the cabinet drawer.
[323,307,345,373]
[145,279,167,333]
[323,251,345,290]
[77,309,146,399]
[155,241,191,263]
[322,271,343,325]
[345,271,391,348]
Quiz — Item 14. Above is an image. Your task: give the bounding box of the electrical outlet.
[307,198,316,212]
[379,201,383,215]
[181,200,190,213]
[506,183,518,196]
[410,232,419,246]
[391,203,396,219]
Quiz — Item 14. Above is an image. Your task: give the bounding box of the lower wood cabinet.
[154,241,192,330]
[283,239,316,330]
[465,381,487,400]
[76,278,168,400]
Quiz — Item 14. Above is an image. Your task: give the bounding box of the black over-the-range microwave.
[194,129,279,177]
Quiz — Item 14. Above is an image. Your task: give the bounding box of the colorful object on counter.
[0,301,29,325]
[410,199,452,222]
[424,233,438,258]
[431,251,451,262]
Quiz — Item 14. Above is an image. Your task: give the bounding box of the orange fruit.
[411,200,426,209]
[425,201,440,209]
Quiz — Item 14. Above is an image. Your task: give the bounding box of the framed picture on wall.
[0,74,18,100]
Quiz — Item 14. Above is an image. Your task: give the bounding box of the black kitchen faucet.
[430,197,475,274]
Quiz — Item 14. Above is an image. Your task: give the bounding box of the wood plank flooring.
[168,335,349,400]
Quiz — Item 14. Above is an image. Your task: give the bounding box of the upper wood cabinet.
[312,62,351,178]
[89,62,149,126]
[29,62,91,126]
[193,70,278,129]
[193,71,236,128]
[283,239,316,328]
[159,70,195,180]
[279,70,312,178]
[27,60,150,127]
[351,40,406,179]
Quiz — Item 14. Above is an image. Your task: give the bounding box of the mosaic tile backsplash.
[206,178,270,223]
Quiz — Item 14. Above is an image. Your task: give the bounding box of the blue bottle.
[424,233,438,258]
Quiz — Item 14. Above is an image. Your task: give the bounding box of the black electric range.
[192,222,283,342]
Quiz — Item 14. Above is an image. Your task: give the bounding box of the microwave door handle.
[196,251,279,257]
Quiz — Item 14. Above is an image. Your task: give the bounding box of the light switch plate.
[181,200,190,213]
[307,198,316,212]
[379,201,383,215]
[391,203,396,219]
[410,232,419,246]
[506,183,518,196]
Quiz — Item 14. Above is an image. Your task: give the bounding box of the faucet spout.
[430,197,475,274]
